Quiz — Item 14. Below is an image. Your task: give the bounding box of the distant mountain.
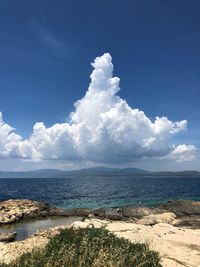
[0,169,68,178]
[67,166,149,176]
[149,170,200,178]
[0,167,199,178]
[0,167,148,178]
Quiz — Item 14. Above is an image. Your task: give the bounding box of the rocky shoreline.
[0,199,200,266]
[1,198,200,228]
[0,199,89,225]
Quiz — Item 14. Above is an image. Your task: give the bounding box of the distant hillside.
[0,169,68,178]
[0,167,148,178]
[149,170,200,178]
[0,167,199,178]
[68,167,149,176]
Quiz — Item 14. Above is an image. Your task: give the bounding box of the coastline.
[0,199,200,266]
[1,198,200,228]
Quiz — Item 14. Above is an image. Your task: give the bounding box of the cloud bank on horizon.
[0,53,197,164]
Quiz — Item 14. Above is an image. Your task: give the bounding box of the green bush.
[3,227,162,267]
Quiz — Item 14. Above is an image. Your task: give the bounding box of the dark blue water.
[0,177,200,209]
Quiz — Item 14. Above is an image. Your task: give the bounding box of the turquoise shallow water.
[0,176,200,209]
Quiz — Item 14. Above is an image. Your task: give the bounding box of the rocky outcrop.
[0,199,52,224]
[122,206,162,218]
[91,200,200,228]
[92,208,124,220]
[90,201,200,228]
[135,212,177,225]
[0,200,88,225]
[92,206,163,220]
[158,199,200,216]
[0,199,92,225]
[51,207,91,217]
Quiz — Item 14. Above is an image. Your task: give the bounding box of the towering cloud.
[0,53,197,163]
[0,112,22,158]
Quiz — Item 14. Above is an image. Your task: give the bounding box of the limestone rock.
[0,199,51,224]
[92,208,123,220]
[158,199,200,216]
[122,206,163,218]
[52,208,91,217]
[136,212,177,225]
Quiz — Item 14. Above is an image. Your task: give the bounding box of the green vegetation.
[3,227,161,267]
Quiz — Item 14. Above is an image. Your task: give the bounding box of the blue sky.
[0,0,199,171]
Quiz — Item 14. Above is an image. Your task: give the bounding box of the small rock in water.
[0,232,17,242]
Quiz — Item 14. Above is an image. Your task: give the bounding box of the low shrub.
[3,227,161,267]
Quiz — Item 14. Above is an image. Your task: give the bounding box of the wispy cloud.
[29,20,70,62]
[0,20,72,64]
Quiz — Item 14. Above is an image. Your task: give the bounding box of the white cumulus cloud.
[166,144,197,162]
[0,53,197,163]
[0,112,22,158]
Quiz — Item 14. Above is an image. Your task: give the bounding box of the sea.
[0,176,200,209]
